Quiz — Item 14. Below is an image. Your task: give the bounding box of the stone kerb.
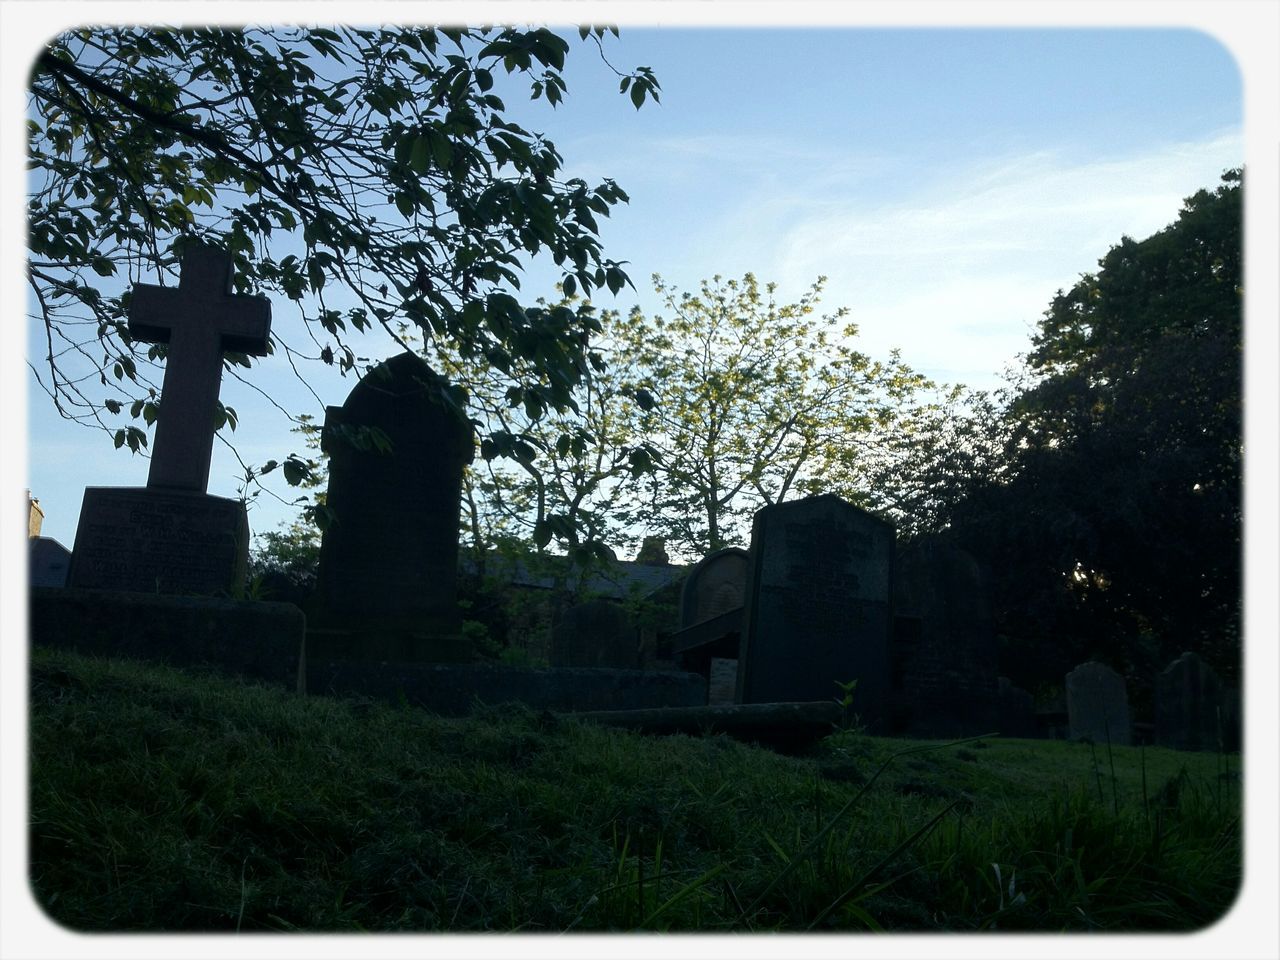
[1065,661,1132,746]
[737,494,895,728]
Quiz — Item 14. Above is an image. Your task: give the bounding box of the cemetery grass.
[29,648,1241,933]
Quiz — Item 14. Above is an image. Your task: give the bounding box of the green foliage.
[29,648,1240,932]
[920,171,1243,693]
[27,25,657,494]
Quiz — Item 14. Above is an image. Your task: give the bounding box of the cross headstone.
[128,244,271,491]
[736,494,895,728]
[309,351,475,663]
[1065,661,1131,745]
[67,244,271,596]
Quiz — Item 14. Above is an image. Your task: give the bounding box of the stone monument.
[1065,661,1132,745]
[736,494,894,727]
[891,536,999,737]
[67,243,271,596]
[1154,651,1228,752]
[310,351,474,662]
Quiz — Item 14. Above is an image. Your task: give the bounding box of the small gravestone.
[891,536,999,736]
[996,676,1038,739]
[68,243,270,596]
[1065,661,1131,745]
[1155,651,1227,752]
[707,657,739,705]
[311,352,474,662]
[550,599,637,669]
[737,494,894,728]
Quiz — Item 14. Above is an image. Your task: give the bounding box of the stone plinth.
[68,487,249,597]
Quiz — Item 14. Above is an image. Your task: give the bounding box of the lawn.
[27,647,1241,932]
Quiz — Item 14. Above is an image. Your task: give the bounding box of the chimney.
[27,490,44,538]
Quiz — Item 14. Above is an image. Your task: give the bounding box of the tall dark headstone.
[1065,661,1131,745]
[1155,651,1228,752]
[891,536,999,737]
[67,244,271,596]
[736,494,894,727]
[311,352,474,662]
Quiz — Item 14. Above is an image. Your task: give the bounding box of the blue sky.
[18,24,1246,550]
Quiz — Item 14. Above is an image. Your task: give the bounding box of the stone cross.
[127,244,271,492]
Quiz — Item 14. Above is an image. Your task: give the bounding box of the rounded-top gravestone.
[679,547,750,628]
[312,352,474,662]
[1065,661,1131,746]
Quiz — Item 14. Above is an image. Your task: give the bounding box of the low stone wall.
[29,587,305,691]
[304,657,707,715]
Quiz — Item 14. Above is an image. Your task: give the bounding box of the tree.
[611,273,929,559]
[944,170,1243,692]
[27,25,659,499]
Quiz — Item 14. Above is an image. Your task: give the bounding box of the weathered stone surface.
[1155,651,1229,752]
[304,658,705,715]
[737,495,894,728]
[29,587,304,692]
[549,599,637,669]
[891,536,1000,737]
[1065,661,1131,745]
[312,352,474,661]
[68,487,250,597]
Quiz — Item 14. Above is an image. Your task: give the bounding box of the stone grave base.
[68,487,250,596]
[305,626,473,664]
[304,658,706,715]
[29,587,305,691]
[571,700,842,753]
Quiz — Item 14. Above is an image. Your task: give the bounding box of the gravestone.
[68,243,271,596]
[670,547,751,697]
[680,547,750,628]
[1065,661,1131,745]
[550,599,638,669]
[707,657,739,705]
[310,351,474,662]
[736,494,894,728]
[996,676,1038,739]
[891,536,999,737]
[1154,651,1227,752]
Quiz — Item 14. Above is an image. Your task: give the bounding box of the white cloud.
[767,129,1243,387]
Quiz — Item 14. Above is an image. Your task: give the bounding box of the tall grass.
[28,647,1241,932]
